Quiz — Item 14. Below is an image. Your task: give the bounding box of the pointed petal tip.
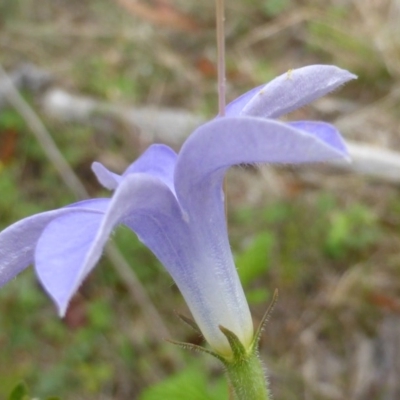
[309,64,357,81]
[303,64,358,88]
[57,302,68,318]
[91,161,120,190]
[91,161,100,172]
[335,152,351,164]
[324,140,351,163]
[343,151,352,163]
[339,152,352,164]
[42,282,70,318]
[41,278,71,318]
[234,64,358,119]
[91,161,100,170]
[340,68,357,82]
[350,72,358,80]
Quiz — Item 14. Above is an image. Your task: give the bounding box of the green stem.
[218,325,271,399]
[225,351,270,400]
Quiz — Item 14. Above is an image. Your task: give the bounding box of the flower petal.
[174,117,347,341]
[92,144,177,192]
[226,65,357,118]
[176,116,348,205]
[224,84,264,117]
[287,120,348,156]
[91,162,121,190]
[35,211,104,314]
[35,174,180,316]
[35,168,251,353]
[174,115,349,352]
[121,181,253,355]
[0,199,108,288]
[173,116,350,353]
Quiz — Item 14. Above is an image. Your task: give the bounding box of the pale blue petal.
[91,162,121,190]
[0,199,108,287]
[174,115,350,351]
[176,116,349,207]
[287,120,348,156]
[225,84,263,117]
[92,144,177,193]
[173,117,349,347]
[34,170,250,353]
[173,116,350,353]
[35,174,178,317]
[122,144,177,182]
[122,182,253,355]
[35,211,104,314]
[226,65,357,118]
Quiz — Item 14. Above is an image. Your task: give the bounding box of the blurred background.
[1,0,400,399]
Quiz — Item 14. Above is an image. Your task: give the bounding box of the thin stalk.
[216,0,229,217]
[216,0,226,116]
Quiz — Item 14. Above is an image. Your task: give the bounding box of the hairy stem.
[225,352,270,400]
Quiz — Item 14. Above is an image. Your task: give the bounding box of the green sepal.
[166,338,225,363]
[175,312,203,336]
[218,325,247,362]
[251,289,278,351]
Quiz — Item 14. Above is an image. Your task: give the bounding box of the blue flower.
[0,65,355,356]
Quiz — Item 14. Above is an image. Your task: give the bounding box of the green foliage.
[235,232,274,304]
[8,383,28,400]
[262,0,292,17]
[0,271,119,399]
[76,363,113,394]
[72,56,139,101]
[0,108,26,130]
[139,365,227,400]
[8,382,61,400]
[324,204,380,259]
[87,299,114,331]
[236,232,274,286]
[233,194,382,287]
